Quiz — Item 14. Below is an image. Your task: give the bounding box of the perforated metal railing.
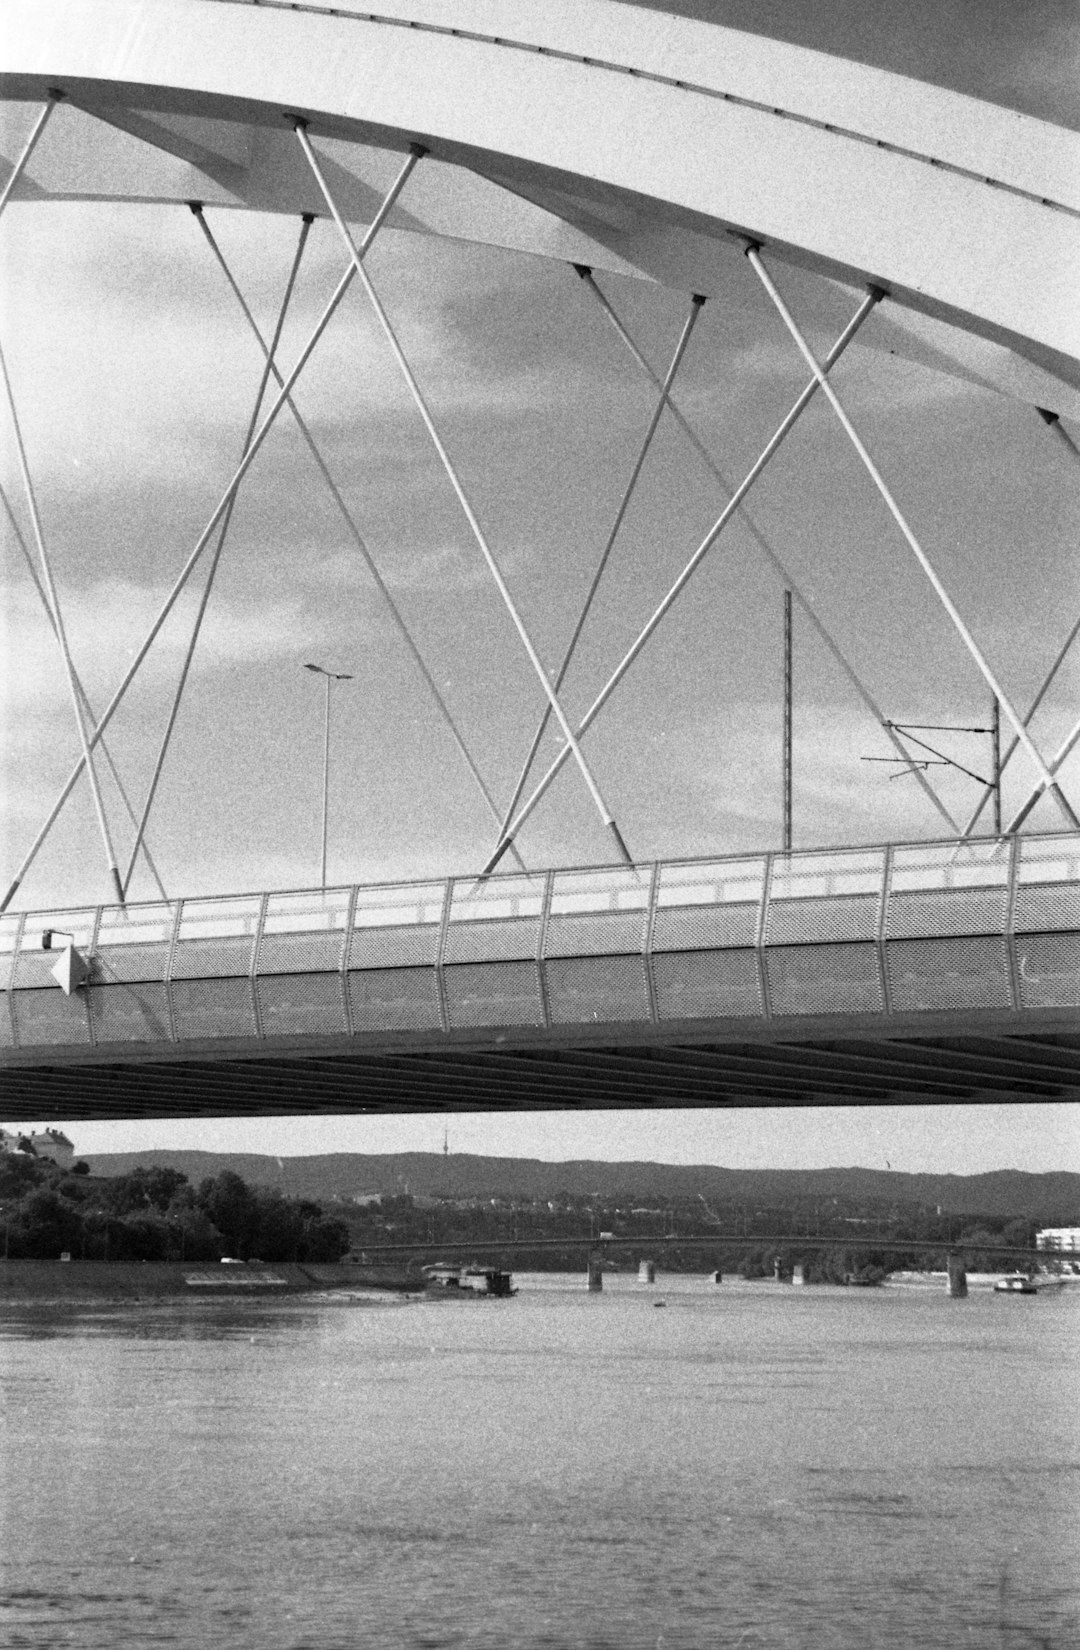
[2,832,1078,1050]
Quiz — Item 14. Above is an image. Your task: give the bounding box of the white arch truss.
[1,0,1078,418]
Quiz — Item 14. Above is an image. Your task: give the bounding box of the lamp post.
[303,662,353,888]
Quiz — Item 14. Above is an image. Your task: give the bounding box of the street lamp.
[303,663,353,888]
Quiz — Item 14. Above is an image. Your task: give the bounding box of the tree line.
[0,1154,349,1264]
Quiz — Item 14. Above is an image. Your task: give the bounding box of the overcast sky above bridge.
[2,0,1078,1164]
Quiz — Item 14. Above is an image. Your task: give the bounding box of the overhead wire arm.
[883,726,989,787]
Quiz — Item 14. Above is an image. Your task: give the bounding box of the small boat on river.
[994,1273,1038,1294]
[422,1263,517,1298]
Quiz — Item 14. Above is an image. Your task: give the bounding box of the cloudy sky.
[2,0,1078,1168]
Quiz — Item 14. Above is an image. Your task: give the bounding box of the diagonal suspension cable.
[0,143,424,913]
[0,339,126,903]
[961,412,1080,837]
[121,209,313,896]
[191,207,530,876]
[492,291,706,857]
[1,482,169,901]
[575,265,959,836]
[294,120,634,867]
[480,284,883,875]
[0,95,59,222]
[745,244,1079,832]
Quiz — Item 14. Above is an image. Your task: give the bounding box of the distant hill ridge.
[84,1151,1080,1221]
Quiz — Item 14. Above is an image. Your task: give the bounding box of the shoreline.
[0,1259,417,1301]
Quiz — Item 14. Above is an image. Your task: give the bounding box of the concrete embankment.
[0,1260,418,1300]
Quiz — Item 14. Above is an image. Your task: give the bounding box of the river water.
[1,1274,1077,1650]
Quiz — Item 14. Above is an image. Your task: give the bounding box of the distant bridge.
[350,1233,1047,1263]
[2,832,1078,1115]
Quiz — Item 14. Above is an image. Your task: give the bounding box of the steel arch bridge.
[1,0,1079,1110]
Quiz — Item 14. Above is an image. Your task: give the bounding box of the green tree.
[102,1166,190,1216]
[11,1186,82,1259]
[196,1171,258,1258]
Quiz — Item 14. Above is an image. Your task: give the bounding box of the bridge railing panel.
[87,901,178,1044]
[443,960,547,1029]
[346,881,444,971]
[545,953,651,1025]
[345,880,447,1032]
[1012,834,1080,1009]
[765,847,884,943]
[1014,931,1080,1010]
[166,894,262,1041]
[652,858,765,954]
[348,965,443,1033]
[94,903,176,958]
[172,894,263,976]
[650,858,764,1018]
[9,909,98,1048]
[542,866,652,1025]
[765,942,884,1016]
[445,873,545,961]
[443,873,547,1029]
[882,841,1017,1013]
[885,841,1012,937]
[885,934,1015,1013]
[1013,834,1080,931]
[651,947,764,1020]
[253,888,353,1038]
[169,977,258,1042]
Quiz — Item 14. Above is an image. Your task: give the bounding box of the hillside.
[84,1151,1080,1222]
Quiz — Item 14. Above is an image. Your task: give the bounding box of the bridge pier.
[793,1262,809,1286]
[637,1258,655,1284]
[587,1253,603,1292]
[947,1252,968,1298]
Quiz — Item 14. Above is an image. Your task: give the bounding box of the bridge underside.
[3,1012,1080,1119]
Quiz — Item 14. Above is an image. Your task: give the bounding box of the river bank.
[0,1259,417,1300]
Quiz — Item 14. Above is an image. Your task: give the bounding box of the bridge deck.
[2,833,1079,1113]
